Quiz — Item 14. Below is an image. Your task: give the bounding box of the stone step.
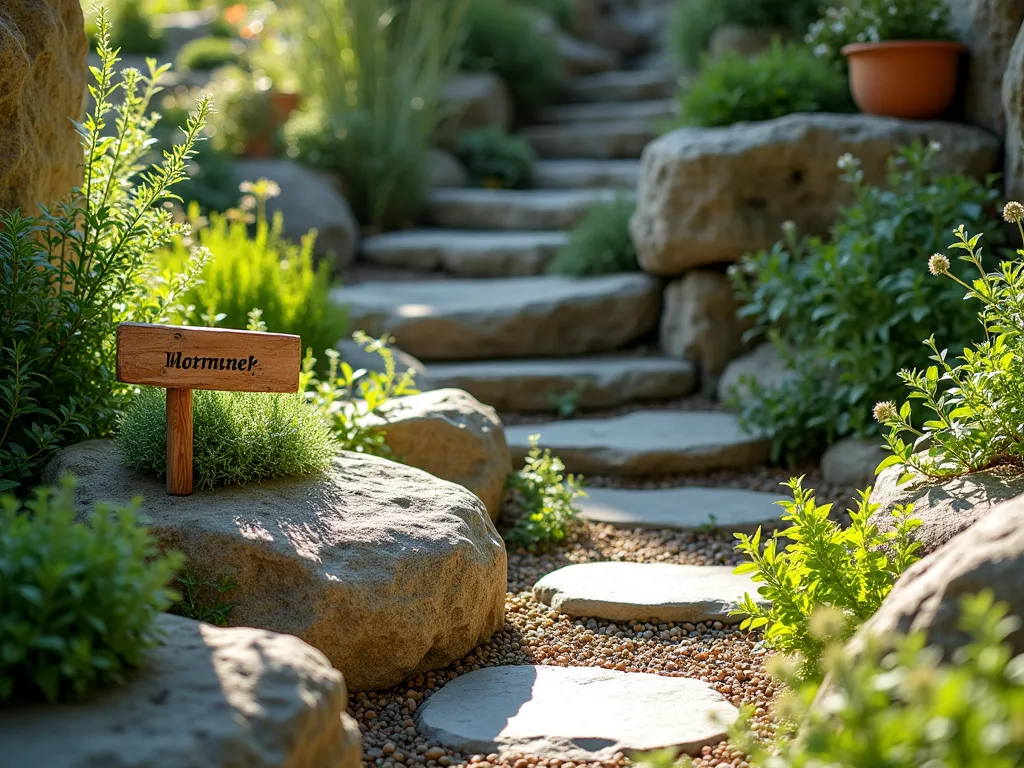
[505,410,769,476]
[562,69,678,103]
[538,98,677,124]
[520,120,656,159]
[331,274,661,361]
[531,159,641,189]
[578,485,784,532]
[426,356,696,411]
[532,562,767,623]
[358,230,568,276]
[417,665,737,761]
[427,188,632,230]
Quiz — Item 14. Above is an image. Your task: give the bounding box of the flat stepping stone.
[533,562,765,623]
[562,69,678,103]
[417,665,737,760]
[538,99,677,124]
[332,274,661,361]
[531,159,640,189]
[426,356,696,411]
[359,230,568,276]
[578,486,784,532]
[506,411,770,476]
[428,188,631,230]
[520,120,656,159]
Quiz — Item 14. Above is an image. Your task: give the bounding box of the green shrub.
[0,12,210,493]
[116,387,338,490]
[462,0,561,121]
[807,0,955,65]
[107,0,166,54]
[729,142,1005,464]
[678,42,855,128]
[506,434,586,551]
[720,592,1024,767]
[457,127,536,189]
[176,36,243,71]
[546,196,639,276]
[733,476,921,681]
[286,0,467,230]
[0,478,182,703]
[876,211,1024,481]
[160,181,344,358]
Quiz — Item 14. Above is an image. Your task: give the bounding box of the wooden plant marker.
[116,323,301,496]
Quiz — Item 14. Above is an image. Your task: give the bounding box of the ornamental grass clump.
[874,205,1024,481]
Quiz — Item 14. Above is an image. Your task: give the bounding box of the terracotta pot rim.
[841,40,968,56]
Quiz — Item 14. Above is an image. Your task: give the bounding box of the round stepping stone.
[505,410,770,476]
[532,562,764,623]
[417,665,737,760]
[578,486,783,532]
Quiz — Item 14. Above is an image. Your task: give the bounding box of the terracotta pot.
[269,91,301,127]
[841,40,967,120]
[242,134,273,158]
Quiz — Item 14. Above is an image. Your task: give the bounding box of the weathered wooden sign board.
[116,323,301,496]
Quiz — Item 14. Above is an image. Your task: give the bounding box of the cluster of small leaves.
[116,387,338,490]
[0,477,183,703]
[506,434,587,551]
[170,569,239,627]
[733,476,921,681]
[807,0,955,64]
[176,35,244,72]
[876,218,1024,481]
[678,41,855,128]
[729,142,1005,464]
[0,11,211,492]
[546,196,639,276]
[721,592,1024,767]
[301,332,420,456]
[457,127,536,190]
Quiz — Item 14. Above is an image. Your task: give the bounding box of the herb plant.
[0,477,183,703]
[807,0,955,64]
[176,35,243,72]
[730,142,1004,464]
[546,196,639,276]
[457,127,536,189]
[0,11,210,492]
[506,434,587,551]
[170,569,239,627]
[733,476,921,681]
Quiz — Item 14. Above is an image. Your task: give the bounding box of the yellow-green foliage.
[506,435,586,551]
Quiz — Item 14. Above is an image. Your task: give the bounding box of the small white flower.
[813,43,830,57]
[830,20,846,33]
[888,4,897,15]
[928,140,942,152]
[866,25,881,42]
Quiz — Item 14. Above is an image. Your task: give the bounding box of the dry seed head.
[928,253,950,276]
[1003,201,1024,223]
[873,401,897,423]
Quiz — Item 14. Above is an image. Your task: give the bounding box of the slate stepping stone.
[427,356,696,411]
[358,230,569,276]
[538,99,678,124]
[562,69,678,103]
[417,665,737,760]
[578,486,784,532]
[531,159,640,189]
[332,275,661,361]
[532,562,765,623]
[427,188,631,230]
[505,411,770,476]
[520,120,657,159]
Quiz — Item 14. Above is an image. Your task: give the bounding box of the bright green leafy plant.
[0,477,183,703]
[807,0,955,65]
[176,35,243,72]
[0,11,210,492]
[170,569,239,627]
[116,386,338,490]
[729,142,1004,464]
[733,476,921,680]
[546,196,639,275]
[506,434,587,551]
[457,127,536,189]
[678,42,855,128]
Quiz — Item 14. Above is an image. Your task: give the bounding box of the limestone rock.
[820,437,887,489]
[531,158,641,189]
[661,270,753,391]
[716,343,792,404]
[364,388,512,521]
[43,441,507,691]
[868,464,1024,555]
[520,120,656,159]
[428,187,632,231]
[335,338,434,389]
[439,73,513,146]
[417,665,738,760]
[0,614,361,768]
[427,147,470,189]
[562,69,677,103]
[1003,20,1024,199]
[0,0,87,216]
[234,158,358,270]
[631,114,1002,276]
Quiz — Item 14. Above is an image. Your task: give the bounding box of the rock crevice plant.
[505,434,586,551]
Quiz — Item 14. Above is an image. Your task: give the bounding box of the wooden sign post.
[116,323,301,496]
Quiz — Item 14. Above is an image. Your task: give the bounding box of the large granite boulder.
[43,441,507,691]
[439,73,514,147]
[365,388,513,521]
[868,464,1024,555]
[0,614,361,768]
[715,342,792,404]
[0,0,87,216]
[821,437,887,490]
[631,114,1002,276]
